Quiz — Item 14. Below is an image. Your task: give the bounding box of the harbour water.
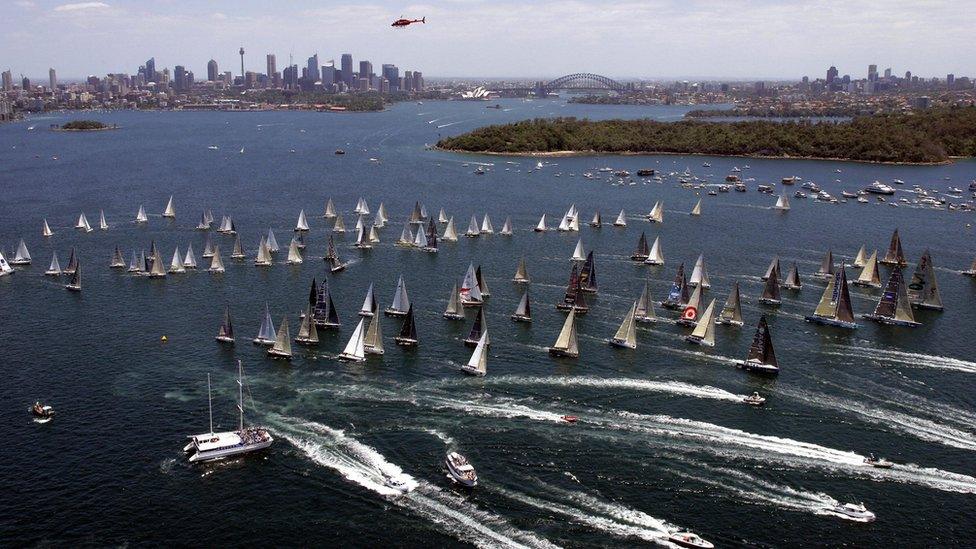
[2,99,975,546]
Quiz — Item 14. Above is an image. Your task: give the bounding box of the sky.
[3,0,974,81]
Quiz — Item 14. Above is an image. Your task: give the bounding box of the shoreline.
[52,126,120,132]
[433,146,954,166]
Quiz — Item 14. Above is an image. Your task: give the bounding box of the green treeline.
[436,107,976,163]
[60,120,109,130]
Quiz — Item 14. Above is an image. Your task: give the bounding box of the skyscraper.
[48,68,57,90]
[145,57,156,83]
[174,65,187,92]
[307,54,320,83]
[341,54,353,86]
[359,61,373,82]
[947,74,955,89]
[382,64,399,92]
[2,70,12,91]
[413,71,424,91]
[868,64,878,82]
[207,59,218,82]
[826,65,838,84]
[266,54,276,78]
[321,65,336,89]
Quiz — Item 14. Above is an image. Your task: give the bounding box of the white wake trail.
[823,344,976,374]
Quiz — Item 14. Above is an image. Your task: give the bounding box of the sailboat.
[500,216,513,236]
[354,197,370,215]
[589,211,602,228]
[384,275,410,316]
[511,290,532,322]
[338,319,367,362]
[774,192,790,211]
[286,238,303,264]
[759,265,781,306]
[65,261,81,291]
[548,308,579,358]
[442,217,458,241]
[688,253,710,288]
[363,313,384,355]
[512,257,530,284]
[253,304,277,345]
[135,205,148,223]
[377,203,388,226]
[183,244,198,269]
[148,248,167,278]
[394,305,419,346]
[397,223,415,247]
[323,198,337,218]
[613,209,627,227]
[609,301,638,348]
[853,245,867,268]
[880,228,907,266]
[644,236,664,265]
[685,299,717,346]
[736,315,779,374]
[460,264,484,307]
[325,235,347,272]
[332,214,346,233]
[480,214,494,234]
[690,198,702,216]
[464,307,489,347]
[461,331,489,376]
[45,251,62,276]
[423,220,438,252]
[231,234,246,259]
[579,251,598,293]
[964,257,976,277]
[202,234,215,258]
[127,250,142,273]
[678,283,704,326]
[255,237,272,266]
[216,306,235,343]
[310,279,340,329]
[162,196,176,218]
[359,283,377,317]
[208,246,225,273]
[0,251,12,277]
[369,225,381,244]
[634,281,657,323]
[42,219,53,237]
[183,361,273,463]
[76,212,93,232]
[662,262,689,310]
[196,211,211,230]
[266,229,280,253]
[99,210,109,230]
[11,239,31,265]
[805,265,858,329]
[556,263,589,314]
[762,257,780,281]
[410,224,427,249]
[438,207,449,224]
[852,250,881,288]
[409,201,425,224]
[907,250,943,310]
[647,201,664,223]
[631,232,650,261]
[817,249,835,280]
[295,209,310,232]
[782,261,802,290]
[169,247,186,273]
[571,239,586,262]
[267,318,292,358]
[864,265,920,327]
[476,265,491,297]
[465,215,480,238]
[108,245,125,269]
[716,282,744,326]
[534,214,548,232]
[295,306,320,345]
[442,282,464,320]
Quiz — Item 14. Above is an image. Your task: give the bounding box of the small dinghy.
[31,402,55,422]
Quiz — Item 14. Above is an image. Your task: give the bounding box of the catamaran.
[135,205,148,223]
[609,301,638,348]
[689,253,710,288]
[512,257,530,284]
[464,307,490,347]
[613,209,627,227]
[359,283,377,317]
[880,228,907,266]
[267,317,293,359]
[42,219,53,237]
[169,247,186,273]
[216,306,235,343]
[443,283,464,320]
[805,266,858,329]
[253,304,277,345]
[782,261,801,289]
[548,308,579,358]
[716,282,744,326]
[183,362,273,463]
[65,261,81,291]
[162,196,176,218]
[864,265,920,327]
[759,265,781,306]
[45,251,62,276]
[690,198,702,216]
[631,232,650,261]
[99,210,109,230]
[338,318,367,362]
[461,332,488,376]
[644,236,664,265]
[511,291,532,322]
[662,262,690,310]
[11,239,31,265]
[685,299,717,346]
[852,250,881,288]
[634,281,657,323]
[465,215,480,238]
[385,275,410,316]
[110,245,126,269]
[394,305,419,346]
[295,209,310,232]
[736,315,779,374]
[534,214,548,232]
[907,249,943,310]
[647,201,664,223]
[76,212,93,233]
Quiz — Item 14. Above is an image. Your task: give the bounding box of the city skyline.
[3,0,974,80]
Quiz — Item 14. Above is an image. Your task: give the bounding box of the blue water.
[2,99,975,547]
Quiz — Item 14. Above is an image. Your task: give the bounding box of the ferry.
[864,181,895,195]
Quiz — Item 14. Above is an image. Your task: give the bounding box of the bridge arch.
[541,73,627,93]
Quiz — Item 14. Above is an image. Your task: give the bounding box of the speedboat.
[826,502,876,522]
[561,415,579,423]
[383,475,412,494]
[793,190,807,199]
[445,452,478,487]
[864,454,893,468]
[743,393,766,407]
[668,532,714,549]
[864,181,895,195]
[31,402,55,422]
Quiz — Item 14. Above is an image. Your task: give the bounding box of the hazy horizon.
[4,0,973,81]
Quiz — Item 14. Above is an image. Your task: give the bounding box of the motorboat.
[668,532,714,549]
[841,191,858,199]
[31,402,55,421]
[383,475,412,494]
[793,191,807,199]
[865,181,895,195]
[743,392,766,407]
[864,454,893,468]
[561,415,579,423]
[445,452,478,487]
[826,502,876,522]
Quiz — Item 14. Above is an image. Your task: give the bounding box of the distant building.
[22,76,30,90]
[868,64,878,82]
[359,61,373,83]
[913,96,931,109]
[266,54,276,79]
[174,65,187,92]
[145,57,156,83]
[826,65,838,84]
[382,64,399,92]
[341,54,353,86]
[321,65,335,89]
[48,68,57,90]
[307,54,320,83]
[283,64,298,90]
[947,73,955,89]
[413,71,423,91]
[207,59,218,82]
[2,69,12,91]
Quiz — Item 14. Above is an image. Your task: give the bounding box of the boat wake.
[822,344,976,374]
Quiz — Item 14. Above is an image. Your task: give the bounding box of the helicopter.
[391,16,425,27]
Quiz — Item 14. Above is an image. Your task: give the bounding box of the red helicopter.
[391,16,425,27]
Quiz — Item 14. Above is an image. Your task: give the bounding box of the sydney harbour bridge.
[505,73,632,96]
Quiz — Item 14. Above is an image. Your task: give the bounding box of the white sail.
[266,229,279,253]
[410,224,426,248]
[295,209,309,231]
[97,210,108,230]
[149,248,167,277]
[254,303,276,343]
[355,215,365,232]
[169,247,186,273]
[389,275,410,313]
[364,314,384,354]
[774,193,791,210]
[644,236,664,265]
[557,212,571,231]
[297,307,319,344]
[855,250,881,287]
[569,211,580,232]
[369,225,380,243]
[183,243,198,268]
[500,217,513,235]
[43,219,53,237]
[481,214,494,234]
[688,299,717,346]
[128,250,142,273]
[513,291,530,319]
[377,202,388,223]
[438,207,449,224]
[465,215,480,237]
[550,308,579,357]
[287,238,303,264]
[255,236,272,266]
[635,281,657,322]
[690,198,702,216]
[461,264,483,304]
[340,318,367,361]
[136,205,148,223]
[398,223,415,246]
[610,301,638,348]
[360,283,376,316]
[463,331,489,376]
[13,239,31,264]
[513,257,530,283]
[76,212,92,232]
[163,195,176,218]
[323,198,336,218]
[0,251,11,276]
[853,245,867,268]
[46,251,61,275]
[535,214,548,232]
[571,239,585,262]
[443,217,458,241]
[444,283,462,318]
[269,317,292,357]
[689,253,710,288]
[613,209,627,227]
[209,246,225,272]
[648,201,663,223]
